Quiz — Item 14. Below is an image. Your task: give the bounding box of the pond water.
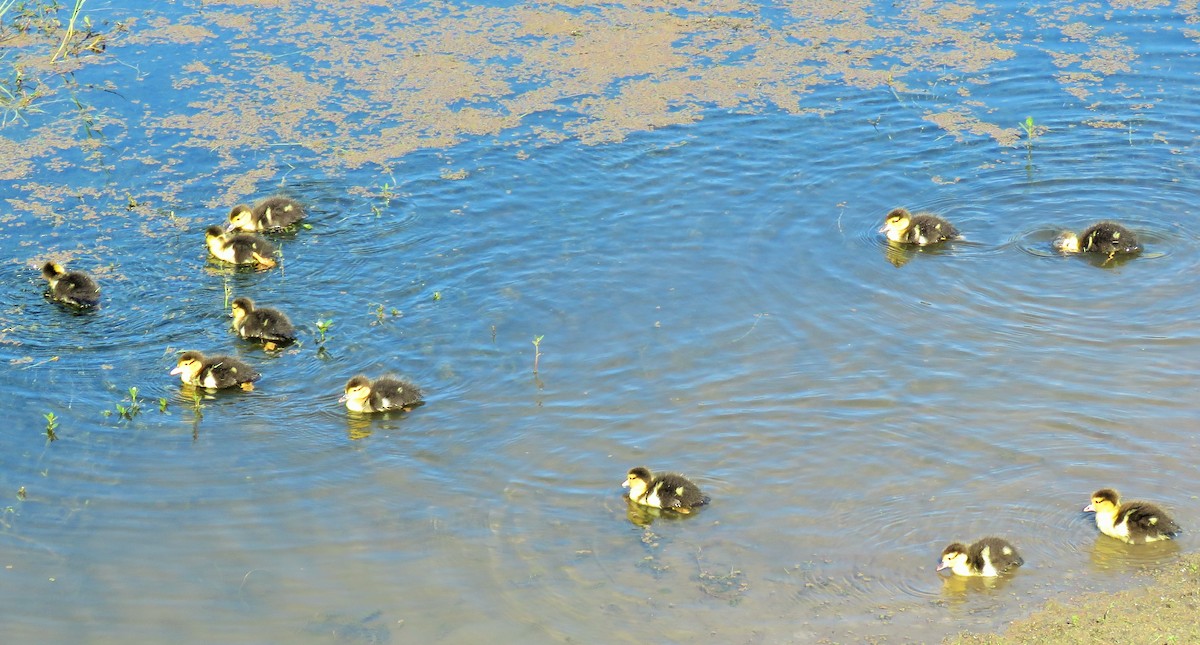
[2,0,1199,642]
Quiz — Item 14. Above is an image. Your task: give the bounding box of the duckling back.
[41,262,100,308]
[231,298,296,345]
[1079,222,1140,255]
[206,225,277,267]
[651,473,711,513]
[254,196,306,230]
[367,376,423,412]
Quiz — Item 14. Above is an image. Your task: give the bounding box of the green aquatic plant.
[315,318,333,344]
[1020,116,1037,154]
[531,335,544,374]
[158,397,168,413]
[115,386,142,420]
[51,0,99,63]
[43,411,58,441]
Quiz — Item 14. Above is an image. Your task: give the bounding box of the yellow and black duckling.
[339,375,423,413]
[1053,222,1141,256]
[1084,488,1181,544]
[41,261,100,308]
[205,225,277,269]
[879,207,960,246]
[230,297,296,349]
[227,196,307,233]
[170,351,260,391]
[622,466,710,514]
[936,537,1024,577]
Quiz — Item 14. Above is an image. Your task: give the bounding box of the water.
[2,1,1199,642]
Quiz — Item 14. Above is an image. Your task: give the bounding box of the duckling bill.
[623,466,710,514]
[1053,222,1141,256]
[228,196,307,233]
[230,297,296,349]
[937,537,1023,577]
[340,375,423,413]
[1084,488,1180,544]
[41,261,100,308]
[879,207,960,246]
[205,225,277,268]
[170,351,260,391]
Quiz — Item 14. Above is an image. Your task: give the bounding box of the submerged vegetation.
[0,0,113,130]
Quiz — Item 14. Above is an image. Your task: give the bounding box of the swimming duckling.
[227,195,307,233]
[1053,222,1141,256]
[205,225,277,268]
[1084,488,1180,544]
[937,537,1024,577]
[879,207,960,246]
[230,297,296,349]
[622,466,710,514]
[41,261,100,307]
[170,351,260,391]
[339,375,423,413]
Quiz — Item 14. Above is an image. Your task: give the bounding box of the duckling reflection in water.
[170,351,260,391]
[937,537,1023,577]
[340,375,423,413]
[1053,222,1141,264]
[227,195,307,233]
[879,207,960,246]
[41,261,100,308]
[205,225,277,269]
[622,467,710,514]
[230,297,296,350]
[1084,488,1180,545]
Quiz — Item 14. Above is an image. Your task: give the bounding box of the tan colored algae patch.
[0,0,1189,209]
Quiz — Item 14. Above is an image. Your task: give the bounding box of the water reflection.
[938,570,1019,600]
[1086,534,1181,572]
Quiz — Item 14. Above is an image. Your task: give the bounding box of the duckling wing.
[205,357,260,387]
[57,272,100,306]
[909,216,959,244]
[655,473,709,509]
[1120,503,1181,541]
[228,235,277,264]
[255,197,307,230]
[368,377,422,410]
[249,310,296,343]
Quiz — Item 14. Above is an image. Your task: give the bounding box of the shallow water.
[2,1,1199,643]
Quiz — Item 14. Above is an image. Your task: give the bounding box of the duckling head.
[1084,488,1120,515]
[230,297,254,326]
[623,467,652,499]
[170,351,205,383]
[1053,231,1081,253]
[228,205,255,232]
[879,208,912,243]
[205,224,227,242]
[339,375,373,408]
[41,261,66,281]
[937,543,969,573]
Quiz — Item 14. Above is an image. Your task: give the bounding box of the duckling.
[937,537,1024,577]
[169,351,260,391]
[41,261,100,307]
[227,196,307,233]
[339,375,423,413]
[230,297,296,349]
[1084,488,1180,544]
[879,207,960,246]
[205,225,277,268]
[622,466,710,514]
[1053,222,1141,256]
